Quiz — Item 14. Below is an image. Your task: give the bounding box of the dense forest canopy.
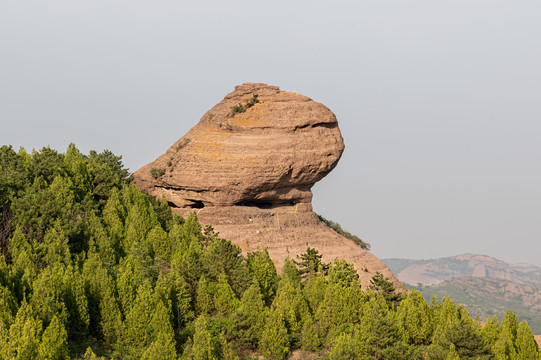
[0,144,539,359]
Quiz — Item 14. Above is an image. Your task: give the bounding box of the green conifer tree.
[82,347,106,360]
[147,225,171,262]
[214,273,239,316]
[515,321,539,360]
[315,283,362,334]
[218,331,239,360]
[494,310,520,360]
[203,237,251,296]
[446,344,460,360]
[300,316,320,351]
[294,247,328,277]
[195,275,214,315]
[247,249,279,303]
[396,290,433,345]
[37,315,69,360]
[271,278,310,345]
[141,330,178,360]
[328,331,357,360]
[102,187,125,249]
[302,272,327,313]
[481,315,501,350]
[123,280,156,351]
[327,259,359,288]
[368,271,403,308]
[259,310,289,360]
[281,257,301,285]
[356,294,401,359]
[234,282,267,347]
[5,300,42,360]
[185,315,217,360]
[41,221,71,267]
[174,274,194,329]
[99,289,123,346]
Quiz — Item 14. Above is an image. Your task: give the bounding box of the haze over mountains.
[384,254,541,333]
[384,253,541,287]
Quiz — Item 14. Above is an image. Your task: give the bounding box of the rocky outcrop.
[134,83,400,289]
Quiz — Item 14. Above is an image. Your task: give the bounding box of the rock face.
[134,83,400,289]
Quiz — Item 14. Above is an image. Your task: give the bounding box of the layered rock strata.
[134,83,400,289]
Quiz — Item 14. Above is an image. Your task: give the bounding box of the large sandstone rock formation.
[134,83,400,289]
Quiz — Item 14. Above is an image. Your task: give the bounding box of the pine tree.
[141,330,177,360]
[37,315,69,360]
[494,310,520,360]
[41,221,71,267]
[300,316,320,351]
[428,305,491,360]
[328,331,357,360]
[82,347,107,360]
[102,187,125,250]
[355,294,401,359]
[327,259,359,288]
[302,272,327,313]
[396,290,433,345]
[234,283,267,347]
[271,278,310,345]
[494,328,517,360]
[123,280,156,350]
[259,310,289,360]
[99,289,122,346]
[5,300,42,360]
[174,274,194,329]
[481,315,500,350]
[515,321,540,360]
[87,212,117,266]
[122,186,158,255]
[195,275,214,315]
[294,247,328,277]
[446,344,460,360]
[246,249,279,303]
[315,283,362,334]
[185,315,217,360]
[147,225,171,262]
[219,331,239,360]
[116,255,143,317]
[203,237,251,296]
[214,272,239,316]
[368,271,403,308]
[281,257,301,285]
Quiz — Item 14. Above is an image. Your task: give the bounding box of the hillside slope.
[384,254,541,333]
[384,253,541,286]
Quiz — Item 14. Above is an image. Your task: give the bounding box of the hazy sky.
[1,1,540,265]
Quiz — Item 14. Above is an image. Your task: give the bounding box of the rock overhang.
[133,83,344,209]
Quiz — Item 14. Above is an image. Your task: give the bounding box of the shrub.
[230,94,259,116]
[231,103,245,115]
[175,138,191,151]
[150,168,166,179]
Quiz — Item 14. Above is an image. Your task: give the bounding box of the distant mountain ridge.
[383,253,541,287]
[414,277,541,334]
[383,254,541,334]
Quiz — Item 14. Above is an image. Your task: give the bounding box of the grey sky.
[1,1,540,265]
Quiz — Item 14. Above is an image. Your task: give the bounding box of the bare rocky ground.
[134,83,400,290]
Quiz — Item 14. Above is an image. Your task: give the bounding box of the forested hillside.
[0,145,539,359]
[416,277,541,334]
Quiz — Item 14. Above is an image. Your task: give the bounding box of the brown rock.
[133,83,400,290]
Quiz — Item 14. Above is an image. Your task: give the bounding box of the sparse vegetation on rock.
[150,167,166,179]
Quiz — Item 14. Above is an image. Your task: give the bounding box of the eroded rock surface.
[134,83,400,289]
